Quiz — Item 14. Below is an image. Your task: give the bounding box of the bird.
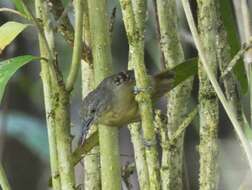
[80,59,197,144]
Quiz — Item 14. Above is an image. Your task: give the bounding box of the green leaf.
[0,22,28,53]
[0,55,39,102]
[172,57,198,87]
[10,0,30,18]
[219,0,248,94]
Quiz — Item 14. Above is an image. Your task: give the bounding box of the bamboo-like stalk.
[34,0,61,189]
[155,0,193,189]
[50,1,84,189]
[197,1,219,189]
[128,123,150,190]
[0,163,10,190]
[182,0,252,173]
[87,0,121,189]
[82,63,101,190]
[119,0,160,189]
[81,0,101,189]
[127,1,150,190]
[35,1,75,189]
[66,0,84,91]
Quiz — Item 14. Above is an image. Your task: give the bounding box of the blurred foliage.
[5,112,49,161]
[9,0,30,18]
[0,22,28,53]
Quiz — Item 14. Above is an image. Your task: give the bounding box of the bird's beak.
[82,117,94,132]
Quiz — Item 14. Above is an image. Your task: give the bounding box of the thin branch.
[182,0,252,172]
[71,131,99,166]
[65,0,84,91]
[0,8,26,18]
[221,40,252,77]
[169,106,198,144]
[22,0,54,62]
[50,0,92,63]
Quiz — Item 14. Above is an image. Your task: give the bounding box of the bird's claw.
[133,86,153,95]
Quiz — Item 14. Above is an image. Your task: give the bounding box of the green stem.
[119,1,160,189]
[34,0,61,189]
[35,1,75,189]
[53,88,75,190]
[128,1,150,190]
[182,0,252,173]
[81,3,101,185]
[128,123,150,190]
[155,0,193,189]
[66,0,84,91]
[197,1,220,189]
[0,163,10,190]
[87,0,121,189]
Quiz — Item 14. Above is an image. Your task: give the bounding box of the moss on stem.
[35,0,75,189]
[34,0,61,189]
[197,1,220,189]
[119,0,160,189]
[155,0,193,189]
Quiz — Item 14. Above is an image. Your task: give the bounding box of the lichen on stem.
[119,0,160,189]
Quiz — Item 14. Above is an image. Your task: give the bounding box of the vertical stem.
[0,163,10,190]
[35,1,75,189]
[35,0,61,189]
[182,0,252,173]
[66,0,84,91]
[197,2,219,190]
[81,1,101,189]
[119,1,160,189]
[155,0,193,189]
[128,1,150,190]
[87,0,121,189]
[53,88,75,190]
[128,123,150,190]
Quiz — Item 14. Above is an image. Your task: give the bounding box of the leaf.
[10,0,30,18]
[0,22,28,53]
[219,0,248,94]
[0,55,39,102]
[172,57,198,87]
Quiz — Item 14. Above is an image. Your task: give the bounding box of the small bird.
[80,59,197,143]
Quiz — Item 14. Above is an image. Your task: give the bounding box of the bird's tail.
[153,58,197,98]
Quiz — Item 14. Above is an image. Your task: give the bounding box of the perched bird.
[80,59,197,143]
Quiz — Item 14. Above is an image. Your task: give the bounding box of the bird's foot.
[133,86,153,95]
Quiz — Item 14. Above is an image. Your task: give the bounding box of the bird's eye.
[90,109,96,114]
